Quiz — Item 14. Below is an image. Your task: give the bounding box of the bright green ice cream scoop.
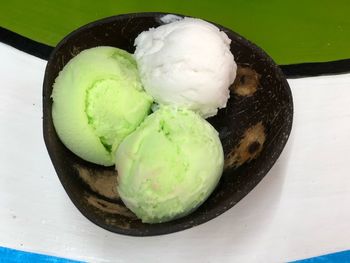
[51,46,153,166]
[116,106,224,223]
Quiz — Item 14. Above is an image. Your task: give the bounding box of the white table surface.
[1,42,350,263]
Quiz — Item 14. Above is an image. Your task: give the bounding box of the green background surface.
[1,0,349,65]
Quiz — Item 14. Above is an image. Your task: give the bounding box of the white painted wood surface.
[1,42,350,262]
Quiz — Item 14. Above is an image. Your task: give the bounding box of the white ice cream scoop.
[134,17,237,118]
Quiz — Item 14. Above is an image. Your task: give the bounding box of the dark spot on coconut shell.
[248,141,261,154]
[231,66,260,96]
[225,122,266,169]
[69,46,81,57]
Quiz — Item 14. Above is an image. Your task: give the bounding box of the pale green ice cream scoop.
[116,106,224,223]
[51,46,153,166]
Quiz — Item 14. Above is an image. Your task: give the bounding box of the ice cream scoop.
[51,46,153,166]
[116,106,224,223]
[134,17,237,118]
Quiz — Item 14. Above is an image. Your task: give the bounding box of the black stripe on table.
[1,26,350,78]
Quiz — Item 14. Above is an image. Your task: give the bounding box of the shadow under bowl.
[43,12,293,236]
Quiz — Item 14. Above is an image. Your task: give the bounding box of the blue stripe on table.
[0,246,84,263]
[292,250,350,263]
